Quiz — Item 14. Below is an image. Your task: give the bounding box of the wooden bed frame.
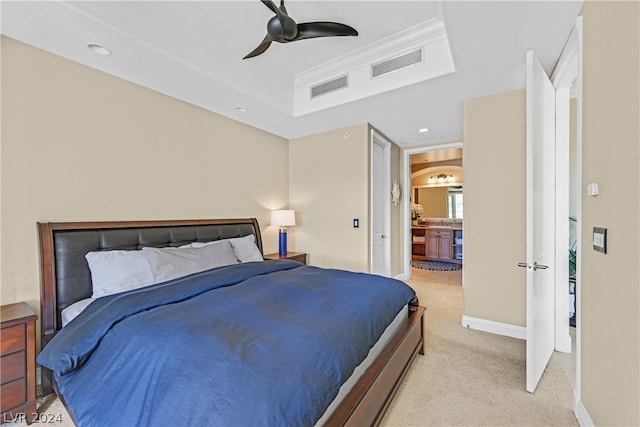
[38,218,425,426]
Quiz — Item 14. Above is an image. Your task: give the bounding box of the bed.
[37,218,425,426]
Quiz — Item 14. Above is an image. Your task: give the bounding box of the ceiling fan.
[243,0,358,59]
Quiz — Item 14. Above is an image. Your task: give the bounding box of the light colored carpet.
[0,393,72,427]
[380,268,579,427]
[3,268,577,427]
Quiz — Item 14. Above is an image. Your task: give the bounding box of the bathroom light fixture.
[428,174,455,185]
[418,128,429,133]
[86,43,111,56]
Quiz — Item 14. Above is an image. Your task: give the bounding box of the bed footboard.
[325,306,425,426]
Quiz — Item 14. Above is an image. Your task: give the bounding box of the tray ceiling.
[0,1,583,146]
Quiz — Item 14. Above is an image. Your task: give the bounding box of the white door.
[371,132,390,276]
[525,51,557,393]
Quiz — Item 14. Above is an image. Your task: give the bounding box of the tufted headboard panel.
[38,218,262,338]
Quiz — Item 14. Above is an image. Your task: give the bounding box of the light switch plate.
[593,227,607,253]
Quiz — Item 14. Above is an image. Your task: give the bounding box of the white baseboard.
[461,315,526,340]
[395,272,409,281]
[574,393,595,427]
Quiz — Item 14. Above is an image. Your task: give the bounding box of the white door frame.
[550,18,582,355]
[402,142,463,281]
[550,16,583,417]
[370,130,391,276]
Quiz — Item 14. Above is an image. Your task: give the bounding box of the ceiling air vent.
[310,75,349,99]
[371,48,423,78]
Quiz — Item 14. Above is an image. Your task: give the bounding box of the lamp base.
[278,229,288,255]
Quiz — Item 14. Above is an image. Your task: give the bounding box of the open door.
[370,130,391,276]
[524,50,556,393]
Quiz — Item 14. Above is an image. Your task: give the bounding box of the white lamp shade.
[271,210,296,227]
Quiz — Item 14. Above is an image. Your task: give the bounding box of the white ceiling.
[0,0,583,147]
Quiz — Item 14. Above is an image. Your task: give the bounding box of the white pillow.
[142,240,238,283]
[86,250,155,298]
[192,235,263,263]
[61,298,95,327]
[229,235,264,262]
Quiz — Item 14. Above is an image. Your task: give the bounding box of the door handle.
[518,262,549,270]
[533,262,548,271]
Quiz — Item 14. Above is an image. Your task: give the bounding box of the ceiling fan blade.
[295,22,359,40]
[243,34,273,59]
[244,1,358,58]
[278,0,288,15]
[260,0,279,15]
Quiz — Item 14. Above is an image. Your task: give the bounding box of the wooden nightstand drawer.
[1,379,26,411]
[1,324,26,354]
[0,302,37,424]
[1,352,26,384]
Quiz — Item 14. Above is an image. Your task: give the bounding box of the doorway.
[549,17,582,402]
[403,142,463,281]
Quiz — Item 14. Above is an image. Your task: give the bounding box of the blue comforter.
[38,260,415,427]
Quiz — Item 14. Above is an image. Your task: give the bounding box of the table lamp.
[271,210,296,256]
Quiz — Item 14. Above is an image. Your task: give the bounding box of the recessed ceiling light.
[418,128,429,133]
[235,106,248,112]
[86,43,111,56]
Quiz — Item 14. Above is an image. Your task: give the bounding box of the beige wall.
[289,124,370,271]
[0,38,289,314]
[463,90,526,326]
[580,2,639,425]
[289,124,404,276]
[389,138,403,278]
[416,187,448,218]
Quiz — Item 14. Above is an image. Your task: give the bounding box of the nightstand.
[263,252,307,265]
[1,302,38,425]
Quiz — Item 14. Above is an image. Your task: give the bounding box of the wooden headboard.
[38,218,262,340]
